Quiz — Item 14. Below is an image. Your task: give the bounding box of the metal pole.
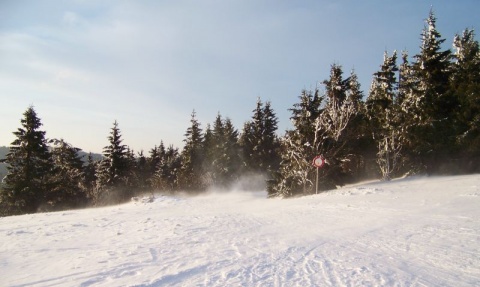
[316,167,319,194]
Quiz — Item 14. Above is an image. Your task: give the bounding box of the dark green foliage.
[1,107,54,215]
[179,110,205,191]
[451,29,480,171]
[2,10,480,211]
[151,144,181,192]
[134,150,150,192]
[366,51,403,180]
[315,65,364,188]
[83,153,98,202]
[401,10,455,173]
[96,121,131,204]
[239,98,280,178]
[203,114,242,187]
[269,65,368,197]
[267,88,323,197]
[47,139,88,210]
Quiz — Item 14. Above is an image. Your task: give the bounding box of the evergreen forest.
[1,11,479,216]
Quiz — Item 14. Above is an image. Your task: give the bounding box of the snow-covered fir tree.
[96,121,131,204]
[152,145,181,192]
[316,64,362,186]
[83,153,98,202]
[366,51,403,180]
[1,106,54,215]
[47,139,88,210]
[401,10,454,173]
[203,114,242,187]
[267,88,323,197]
[134,150,150,192]
[451,28,480,171]
[179,110,205,191]
[148,142,165,182]
[269,65,363,197]
[240,98,280,178]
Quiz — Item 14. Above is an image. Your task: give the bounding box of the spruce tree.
[267,88,323,197]
[262,101,281,175]
[47,139,87,209]
[240,98,264,173]
[96,120,130,203]
[240,98,280,177]
[269,65,362,197]
[83,153,98,203]
[345,69,373,181]
[366,51,403,180]
[451,29,480,171]
[402,10,454,173]
[152,145,181,192]
[209,114,227,186]
[135,150,149,192]
[316,64,360,186]
[1,106,54,215]
[179,110,205,191]
[222,117,242,184]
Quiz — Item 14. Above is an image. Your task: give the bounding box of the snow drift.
[1,175,479,286]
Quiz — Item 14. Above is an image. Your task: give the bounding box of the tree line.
[1,10,479,216]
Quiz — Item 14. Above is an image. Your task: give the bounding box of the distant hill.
[0,146,103,182]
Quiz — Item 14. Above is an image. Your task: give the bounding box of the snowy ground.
[1,175,480,287]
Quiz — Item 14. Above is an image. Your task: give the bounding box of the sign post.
[312,155,325,194]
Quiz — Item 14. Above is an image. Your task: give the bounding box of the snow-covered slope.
[1,175,479,287]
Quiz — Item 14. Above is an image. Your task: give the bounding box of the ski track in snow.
[1,175,480,287]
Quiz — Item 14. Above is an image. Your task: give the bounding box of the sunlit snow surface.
[1,175,480,287]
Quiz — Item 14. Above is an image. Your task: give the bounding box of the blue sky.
[1,1,479,153]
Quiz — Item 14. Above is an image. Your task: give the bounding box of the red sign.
[312,155,325,168]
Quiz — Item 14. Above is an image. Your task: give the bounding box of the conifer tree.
[240,98,280,177]
[316,64,360,186]
[262,102,281,175]
[202,114,241,187]
[345,69,373,181]
[135,150,149,192]
[209,114,227,185]
[269,65,362,197]
[451,29,480,171]
[96,121,130,203]
[401,10,454,173]
[124,147,139,189]
[152,145,181,192]
[179,110,205,191]
[1,106,54,215]
[47,139,87,209]
[222,117,242,184]
[83,153,98,202]
[367,51,403,180]
[240,98,264,173]
[267,89,323,197]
